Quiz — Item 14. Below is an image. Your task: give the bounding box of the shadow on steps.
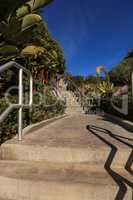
[86,125,133,200]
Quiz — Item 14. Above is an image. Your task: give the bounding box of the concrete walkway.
[0,113,132,200]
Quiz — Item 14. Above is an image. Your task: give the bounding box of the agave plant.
[97,81,114,97]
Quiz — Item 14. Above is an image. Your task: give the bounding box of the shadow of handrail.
[90,125,133,178]
[87,125,133,200]
[125,150,133,176]
[99,115,133,133]
[89,125,133,148]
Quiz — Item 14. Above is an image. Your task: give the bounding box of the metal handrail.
[111,72,133,115]
[65,78,90,111]
[65,78,84,103]
[0,61,33,141]
[65,72,133,114]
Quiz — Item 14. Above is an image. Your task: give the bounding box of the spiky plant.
[97,81,114,97]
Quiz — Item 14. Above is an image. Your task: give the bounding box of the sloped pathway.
[0,114,133,200]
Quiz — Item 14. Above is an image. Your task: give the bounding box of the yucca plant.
[97,81,114,97]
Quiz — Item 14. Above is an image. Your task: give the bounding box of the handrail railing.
[64,72,133,115]
[0,61,33,141]
[64,78,83,102]
[111,72,133,115]
[64,77,89,110]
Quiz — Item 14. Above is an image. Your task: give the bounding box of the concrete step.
[65,106,84,112]
[1,142,130,167]
[66,112,84,114]
[1,114,132,168]
[0,114,132,199]
[0,160,132,200]
[66,109,83,112]
[66,107,83,110]
[66,104,82,108]
[0,199,13,200]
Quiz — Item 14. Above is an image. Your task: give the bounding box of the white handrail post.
[18,68,23,141]
[29,74,33,124]
[29,74,33,106]
[0,61,33,141]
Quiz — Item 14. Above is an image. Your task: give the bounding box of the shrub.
[0,97,66,144]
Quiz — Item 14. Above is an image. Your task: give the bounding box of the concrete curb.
[1,114,68,145]
[22,114,68,136]
[0,114,68,158]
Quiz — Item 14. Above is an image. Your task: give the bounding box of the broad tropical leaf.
[0,45,19,55]
[0,0,29,22]
[21,45,44,58]
[16,5,31,19]
[21,14,42,31]
[17,0,53,18]
[27,0,53,11]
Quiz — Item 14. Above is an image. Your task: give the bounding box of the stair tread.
[0,113,132,199]
[0,160,132,185]
[3,141,130,150]
[4,114,131,149]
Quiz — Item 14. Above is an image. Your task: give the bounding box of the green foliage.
[0,96,65,144]
[0,0,65,73]
[0,0,65,86]
[0,45,19,55]
[110,49,133,85]
[85,75,98,84]
[100,92,133,122]
[65,74,85,90]
[0,21,65,78]
[16,0,53,18]
[21,14,42,32]
[106,49,133,121]
[0,0,52,22]
[97,81,114,97]
[72,75,85,87]
[0,0,66,144]
[0,0,29,21]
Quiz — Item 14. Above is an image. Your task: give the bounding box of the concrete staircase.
[0,160,130,200]
[0,114,132,200]
[65,90,84,114]
[57,80,84,114]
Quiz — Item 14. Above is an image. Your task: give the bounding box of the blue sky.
[43,0,133,76]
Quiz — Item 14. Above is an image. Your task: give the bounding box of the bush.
[0,97,66,144]
[100,92,133,122]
